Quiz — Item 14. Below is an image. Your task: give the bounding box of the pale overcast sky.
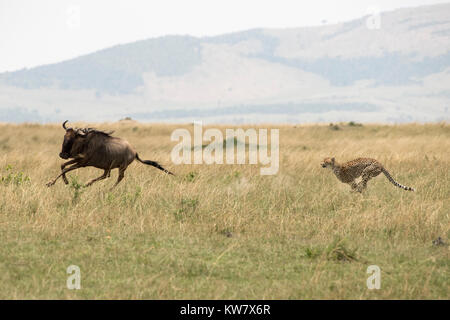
[0,0,448,72]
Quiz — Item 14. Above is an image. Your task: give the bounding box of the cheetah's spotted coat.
[321,157,415,193]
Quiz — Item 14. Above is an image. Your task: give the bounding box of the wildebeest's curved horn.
[62,120,69,130]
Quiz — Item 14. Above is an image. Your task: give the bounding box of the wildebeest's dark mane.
[76,128,114,137]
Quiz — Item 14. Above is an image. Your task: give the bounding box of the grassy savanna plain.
[0,121,448,299]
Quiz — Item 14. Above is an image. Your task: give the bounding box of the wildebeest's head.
[60,120,85,159]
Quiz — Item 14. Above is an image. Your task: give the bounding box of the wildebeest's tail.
[381,168,414,191]
[136,154,174,175]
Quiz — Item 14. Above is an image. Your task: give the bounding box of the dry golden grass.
[0,122,448,299]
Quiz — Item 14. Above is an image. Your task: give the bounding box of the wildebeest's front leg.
[85,169,111,187]
[60,159,79,184]
[46,163,83,187]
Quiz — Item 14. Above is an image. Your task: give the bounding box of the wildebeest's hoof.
[46,181,55,187]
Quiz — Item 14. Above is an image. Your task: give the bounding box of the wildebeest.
[46,120,174,188]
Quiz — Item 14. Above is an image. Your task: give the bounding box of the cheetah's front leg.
[349,181,359,192]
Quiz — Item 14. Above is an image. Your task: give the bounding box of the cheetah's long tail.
[381,168,415,191]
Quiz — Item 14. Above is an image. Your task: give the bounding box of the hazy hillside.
[0,3,449,123]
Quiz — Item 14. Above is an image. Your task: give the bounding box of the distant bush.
[120,117,133,121]
[329,123,341,131]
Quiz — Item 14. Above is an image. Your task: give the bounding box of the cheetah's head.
[321,157,335,168]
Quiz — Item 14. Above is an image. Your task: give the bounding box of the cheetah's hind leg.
[349,181,359,192]
[357,164,382,193]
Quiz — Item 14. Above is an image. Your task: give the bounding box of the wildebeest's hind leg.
[61,159,79,184]
[85,169,111,187]
[46,163,83,187]
[111,167,126,189]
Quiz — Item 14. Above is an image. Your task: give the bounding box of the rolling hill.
[0,3,449,123]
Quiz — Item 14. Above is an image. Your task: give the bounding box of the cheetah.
[321,157,415,193]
